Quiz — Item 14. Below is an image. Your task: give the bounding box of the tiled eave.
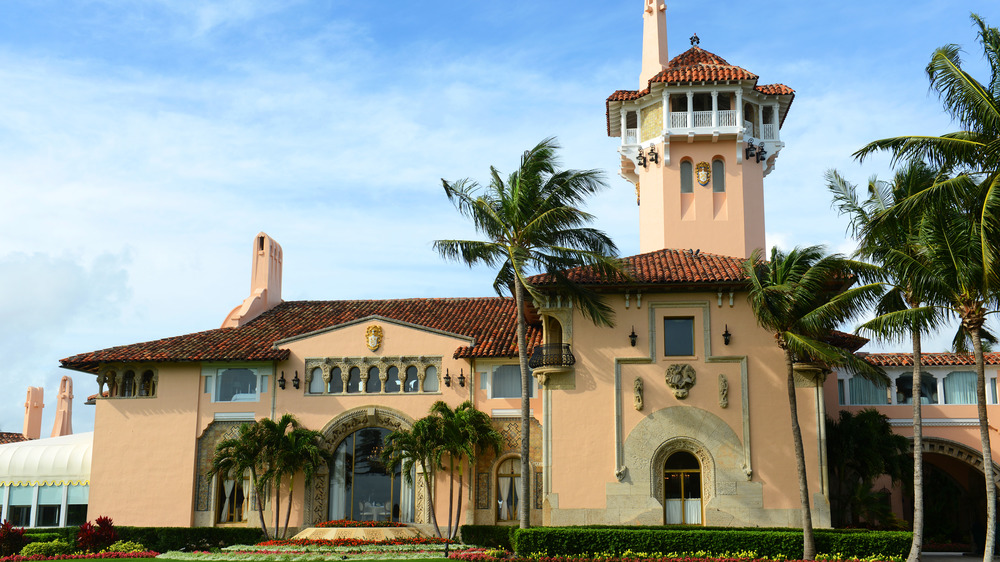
[864,352,1000,367]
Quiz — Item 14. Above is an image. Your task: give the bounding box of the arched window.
[309,367,325,394]
[346,367,362,394]
[217,473,249,523]
[329,427,414,522]
[404,367,419,393]
[139,370,156,397]
[366,367,381,393]
[328,367,344,394]
[663,451,702,525]
[120,370,136,398]
[385,366,400,393]
[896,373,938,404]
[712,159,725,193]
[680,161,693,193]
[423,366,439,392]
[496,457,521,522]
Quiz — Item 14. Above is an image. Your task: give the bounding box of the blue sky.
[1,0,999,434]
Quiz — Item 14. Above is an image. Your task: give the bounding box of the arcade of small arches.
[96,366,158,399]
[303,356,442,395]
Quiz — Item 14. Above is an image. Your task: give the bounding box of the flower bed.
[447,549,903,562]
[314,520,407,528]
[0,552,159,562]
[255,538,448,548]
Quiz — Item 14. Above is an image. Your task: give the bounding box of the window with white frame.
[896,373,938,404]
[202,365,271,403]
[943,371,977,404]
[479,364,534,399]
[848,376,888,405]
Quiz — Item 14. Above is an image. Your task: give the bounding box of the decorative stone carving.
[633,377,644,411]
[96,371,108,397]
[719,374,728,408]
[365,325,383,352]
[615,466,627,481]
[650,438,714,505]
[664,364,696,399]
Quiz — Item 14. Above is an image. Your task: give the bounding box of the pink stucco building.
[46,0,998,539]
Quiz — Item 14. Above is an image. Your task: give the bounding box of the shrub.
[115,526,264,552]
[0,520,26,557]
[23,533,62,544]
[460,525,515,550]
[510,527,913,559]
[77,516,119,553]
[19,538,74,557]
[101,540,147,553]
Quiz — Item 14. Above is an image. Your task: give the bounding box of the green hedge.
[511,527,912,559]
[460,525,515,550]
[114,527,265,552]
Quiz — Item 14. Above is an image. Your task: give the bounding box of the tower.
[607,3,794,258]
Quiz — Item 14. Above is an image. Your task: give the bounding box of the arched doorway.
[496,456,521,522]
[329,427,415,522]
[663,451,702,524]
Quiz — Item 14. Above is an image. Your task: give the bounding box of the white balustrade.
[692,111,713,128]
[624,128,638,145]
[717,110,737,127]
[761,123,777,140]
[669,112,688,128]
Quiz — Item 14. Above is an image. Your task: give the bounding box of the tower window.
[664,317,695,356]
[712,160,725,193]
[680,161,693,194]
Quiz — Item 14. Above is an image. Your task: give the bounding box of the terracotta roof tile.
[61,298,540,371]
[755,84,794,95]
[864,352,1000,367]
[0,432,28,445]
[528,248,747,286]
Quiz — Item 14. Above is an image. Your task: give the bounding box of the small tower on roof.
[607,3,794,258]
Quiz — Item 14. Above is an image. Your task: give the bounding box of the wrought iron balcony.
[528,344,576,369]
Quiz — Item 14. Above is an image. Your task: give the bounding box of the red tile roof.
[0,432,28,445]
[864,352,1000,367]
[606,46,795,136]
[61,298,542,372]
[528,248,748,286]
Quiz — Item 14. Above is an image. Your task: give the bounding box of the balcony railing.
[692,110,713,128]
[718,110,737,127]
[669,112,688,128]
[528,344,576,369]
[761,123,777,140]
[624,128,638,145]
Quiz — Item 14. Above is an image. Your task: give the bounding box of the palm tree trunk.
[971,326,996,562]
[273,479,281,539]
[907,327,924,562]
[250,469,270,540]
[282,473,294,540]
[452,466,464,540]
[785,349,815,560]
[446,456,455,544]
[514,278,531,529]
[422,463,442,538]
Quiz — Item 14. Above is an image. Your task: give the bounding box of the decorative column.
[772,102,780,141]
[711,91,718,128]
[620,107,628,145]
[686,91,694,129]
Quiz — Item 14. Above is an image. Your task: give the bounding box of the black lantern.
[458,369,466,388]
[745,138,757,160]
[443,369,452,387]
[756,144,767,164]
[278,371,287,390]
[636,147,647,169]
[629,326,638,347]
[647,145,659,164]
[723,325,732,346]
[292,371,300,389]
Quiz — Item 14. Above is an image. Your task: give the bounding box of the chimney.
[640,0,669,87]
[23,387,43,440]
[51,376,74,437]
[222,233,284,328]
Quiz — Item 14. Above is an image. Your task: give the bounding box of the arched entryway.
[663,451,702,524]
[328,426,414,522]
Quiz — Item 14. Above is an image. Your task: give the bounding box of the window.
[138,370,156,397]
[216,368,258,402]
[347,367,362,393]
[992,378,998,405]
[66,485,88,527]
[896,373,938,404]
[328,427,414,522]
[491,365,533,398]
[944,371,976,404]
[663,451,701,525]
[423,366,439,392]
[838,379,845,405]
[309,367,325,394]
[120,371,136,397]
[35,486,62,527]
[404,367,419,393]
[385,366,400,393]
[663,317,694,356]
[712,159,725,193]
[366,367,381,393]
[848,377,888,405]
[680,161,693,193]
[8,486,31,527]
[217,474,248,523]
[496,457,521,522]
[329,367,343,393]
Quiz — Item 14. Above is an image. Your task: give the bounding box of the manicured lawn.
[154,559,451,562]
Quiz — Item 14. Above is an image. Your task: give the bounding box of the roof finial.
[690,32,700,47]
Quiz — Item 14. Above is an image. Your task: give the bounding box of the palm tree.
[827,161,944,561]
[744,246,886,560]
[381,416,445,537]
[209,422,271,539]
[854,14,1000,283]
[430,401,502,543]
[435,137,623,528]
[272,425,330,539]
[880,182,1000,560]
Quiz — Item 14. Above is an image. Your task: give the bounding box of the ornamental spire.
[640,0,668,87]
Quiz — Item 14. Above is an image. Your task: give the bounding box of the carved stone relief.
[633,377,644,411]
[719,374,729,408]
[664,364,696,399]
[649,438,714,506]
